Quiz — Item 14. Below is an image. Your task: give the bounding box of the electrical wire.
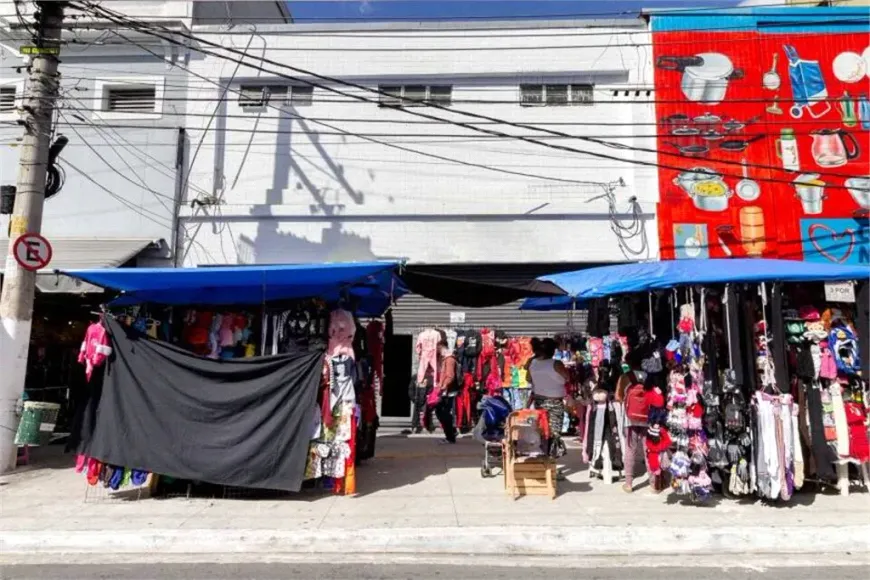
[57,5,870,187]
[18,0,839,24]
[102,27,609,189]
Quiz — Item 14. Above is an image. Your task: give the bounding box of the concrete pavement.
[2,431,869,562]
[4,563,870,580]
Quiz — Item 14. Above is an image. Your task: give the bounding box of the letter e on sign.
[12,233,52,271]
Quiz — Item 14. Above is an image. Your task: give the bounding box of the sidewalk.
[2,431,869,559]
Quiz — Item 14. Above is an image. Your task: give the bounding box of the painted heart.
[808,224,855,263]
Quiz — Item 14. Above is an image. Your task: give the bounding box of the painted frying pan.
[719,134,764,152]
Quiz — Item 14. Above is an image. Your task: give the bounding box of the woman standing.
[527,338,570,458]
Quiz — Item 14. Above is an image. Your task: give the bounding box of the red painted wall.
[653,30,869,264]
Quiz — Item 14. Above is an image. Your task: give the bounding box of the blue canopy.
[522,259,870,310]
[61,261,405,315]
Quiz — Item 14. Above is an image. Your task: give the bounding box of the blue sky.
[289,1,746,22]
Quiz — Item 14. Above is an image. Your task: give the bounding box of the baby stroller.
[473,395,512,478]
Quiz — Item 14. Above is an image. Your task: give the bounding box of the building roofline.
[191,17,648,34]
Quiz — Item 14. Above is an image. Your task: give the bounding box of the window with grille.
[377,84,453,108]
[0,87,16,112]
[289,85,314,106]
[520,84,595,106]
[239,85,287,108]
[104,85,157,113]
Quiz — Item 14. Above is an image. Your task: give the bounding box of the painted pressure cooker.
[656,52,744,104]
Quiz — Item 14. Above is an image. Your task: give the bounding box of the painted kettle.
[810,128,860,168]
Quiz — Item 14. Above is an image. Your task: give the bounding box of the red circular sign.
[12,233,52,271]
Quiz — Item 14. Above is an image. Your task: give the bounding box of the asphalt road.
[3,564,869,580]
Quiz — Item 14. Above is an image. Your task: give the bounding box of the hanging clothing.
[415,329,441,385]
[78,321,112,382]
[327,309,356,360]
[365,320,385,393]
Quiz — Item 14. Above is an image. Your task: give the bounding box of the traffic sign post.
[12,233,52,272]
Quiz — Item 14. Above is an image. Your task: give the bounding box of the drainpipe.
[172,127,186,267]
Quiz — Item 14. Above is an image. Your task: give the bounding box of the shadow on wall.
[232,105,384,264]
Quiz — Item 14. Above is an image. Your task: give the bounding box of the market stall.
[521,258,870,501]
[61,261,405,498]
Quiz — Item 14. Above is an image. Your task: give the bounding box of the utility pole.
[0,1,64,473]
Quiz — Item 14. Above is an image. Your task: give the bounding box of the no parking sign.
[12,233,52,271]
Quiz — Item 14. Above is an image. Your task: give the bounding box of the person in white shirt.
[527,338,571,458]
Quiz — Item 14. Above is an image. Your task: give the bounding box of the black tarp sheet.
[81,317,323,492]
[399,267,566,308]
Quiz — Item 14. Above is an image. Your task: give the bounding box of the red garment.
[366,320,385,394]
[645,428,672,475]
[456,373,474,430]
[78,321,112,381]
[516,338,534,368]
[844,401,869,462]
[476,329,497,383]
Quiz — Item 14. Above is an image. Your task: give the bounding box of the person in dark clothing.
[434,340,459,444]
[410,375,434,434]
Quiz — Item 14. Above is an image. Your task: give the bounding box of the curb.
[3,525,869,556]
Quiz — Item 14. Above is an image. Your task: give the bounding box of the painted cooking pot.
[673,167,732,212]
[656,53,744,104]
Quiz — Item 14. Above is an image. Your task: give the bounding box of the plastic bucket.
[14,402,61,447]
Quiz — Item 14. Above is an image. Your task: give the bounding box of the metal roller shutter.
[391,293,585,336]
[391,262,606,336]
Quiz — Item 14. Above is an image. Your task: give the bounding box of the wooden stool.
[503,420,557,500]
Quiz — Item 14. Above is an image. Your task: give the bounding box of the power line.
[63,3,870,189]
[20,0,839,23]
[99,27,609,189]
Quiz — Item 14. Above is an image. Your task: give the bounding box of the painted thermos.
[859,94,870,130]
[776,128,800,171]
[740,206,766,257]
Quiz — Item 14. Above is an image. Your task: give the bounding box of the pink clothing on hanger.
[416,328,441,385]
[78,321,112,381]
[327,309,356,359]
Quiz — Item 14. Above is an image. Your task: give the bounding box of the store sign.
[449,312,466,324]
[824,281,855,303]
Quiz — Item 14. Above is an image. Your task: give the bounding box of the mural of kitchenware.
[785,45,832,119]
[656,53,744,105]
[739,206,766,257]
[723,116,760,133]
[700,129,725,141]
[736,159,761,201]
[859,93,870,130]
[763,54,781,90]
[673,167,732,212]
[674,224,709,259]
[794,174,826,215]
[719,134,764,153]
[832,51,867,83]
[692,112,721,124]
[767,96,784,116]
[716,225,736,257]
[845,177,870,210]
[776,128,801,172]
[664,141,709,157]
[863,47,870,79]
[839,92,858,127]
[810,128,861,167]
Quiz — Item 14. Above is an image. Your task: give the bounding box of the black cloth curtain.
[857,281,869,378]
[81,317,324,492]
[771,284,790,391]
[724,285,744,387]
[399,267,565,308]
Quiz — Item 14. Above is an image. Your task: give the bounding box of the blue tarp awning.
[521,259,870,310]
[61,261,405,315]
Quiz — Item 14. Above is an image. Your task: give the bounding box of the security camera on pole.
[0,1,65,473]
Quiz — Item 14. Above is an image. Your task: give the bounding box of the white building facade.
[178,19,660,269]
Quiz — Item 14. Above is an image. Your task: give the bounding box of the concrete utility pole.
[0,1,64,473]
